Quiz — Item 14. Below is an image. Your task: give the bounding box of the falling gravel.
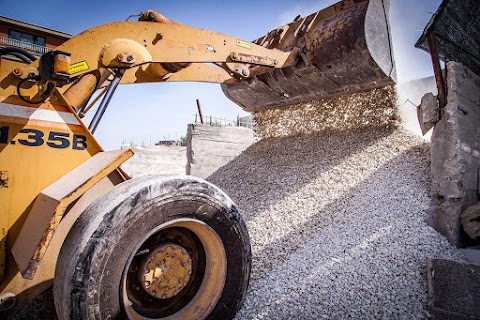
[208,126,463,319]
[253,85,399,139]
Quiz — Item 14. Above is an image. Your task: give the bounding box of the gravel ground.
[208,126,463,319]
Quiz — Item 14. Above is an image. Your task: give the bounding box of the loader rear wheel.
[54,175,251,320]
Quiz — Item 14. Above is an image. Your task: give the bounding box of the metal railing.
[194,114,252,129]
[0,36,51,55]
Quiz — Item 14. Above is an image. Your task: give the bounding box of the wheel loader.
[0,0,395,318]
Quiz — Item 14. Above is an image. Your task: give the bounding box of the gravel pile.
[208,126,463,319]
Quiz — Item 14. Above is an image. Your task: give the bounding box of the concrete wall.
[120,145,187,178]
[186,124,254,179]
[430,62,480,246]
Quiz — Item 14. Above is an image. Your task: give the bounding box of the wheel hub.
[139,243,192,300]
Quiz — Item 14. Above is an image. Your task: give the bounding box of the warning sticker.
[69,61,89,75]
[236,40,251,50]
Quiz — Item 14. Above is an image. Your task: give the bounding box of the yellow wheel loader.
[0,0,395,318]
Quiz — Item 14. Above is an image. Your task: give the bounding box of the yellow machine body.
[0,59,133,307]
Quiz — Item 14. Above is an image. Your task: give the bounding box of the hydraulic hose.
[0,47,37,62]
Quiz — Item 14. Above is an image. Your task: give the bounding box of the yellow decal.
[236,40,251,50]
[69,61,89,75]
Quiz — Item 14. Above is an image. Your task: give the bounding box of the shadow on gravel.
[2,287,57,320]
[246,143,431,280]
[210,133,459,319]
[208,126,395,218]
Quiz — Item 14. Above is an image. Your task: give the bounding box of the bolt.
[0,174,8,182]
[13,68,21,76]
[117,53,125,61]
[241,68,250,77]
[149,12,157,21]
[126,55,134,62]
[232,52,239,60]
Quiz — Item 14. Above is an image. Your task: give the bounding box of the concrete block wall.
[427,259,480,319]
[186,124,254,179]
[430,62,480,246]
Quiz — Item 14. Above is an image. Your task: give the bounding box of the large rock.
[396,75,437,136]
[461,202,480,241]
[417,92,440,135]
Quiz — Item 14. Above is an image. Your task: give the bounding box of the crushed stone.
[208,126,463,319]
[253,85,399,139]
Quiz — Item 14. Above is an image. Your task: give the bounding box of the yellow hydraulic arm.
[10,10,297,116]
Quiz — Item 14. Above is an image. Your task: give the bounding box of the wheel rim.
[122,218,227,319]
[139,243,193,300]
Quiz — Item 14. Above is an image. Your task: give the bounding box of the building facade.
[0,16,71,60]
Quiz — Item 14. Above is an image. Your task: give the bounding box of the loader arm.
[5,10,296,115]
[56,11,294,84]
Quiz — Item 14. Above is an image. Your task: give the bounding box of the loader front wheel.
[54,175,251,320]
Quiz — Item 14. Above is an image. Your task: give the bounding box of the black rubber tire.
[54,175,251,320]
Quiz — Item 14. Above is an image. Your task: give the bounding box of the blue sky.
[2,0,441,149]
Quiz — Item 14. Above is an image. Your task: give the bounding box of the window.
[8,29,46,53]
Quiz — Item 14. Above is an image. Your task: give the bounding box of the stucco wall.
[186,124,254,179]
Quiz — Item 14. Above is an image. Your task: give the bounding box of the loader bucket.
[221,0,396,112]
